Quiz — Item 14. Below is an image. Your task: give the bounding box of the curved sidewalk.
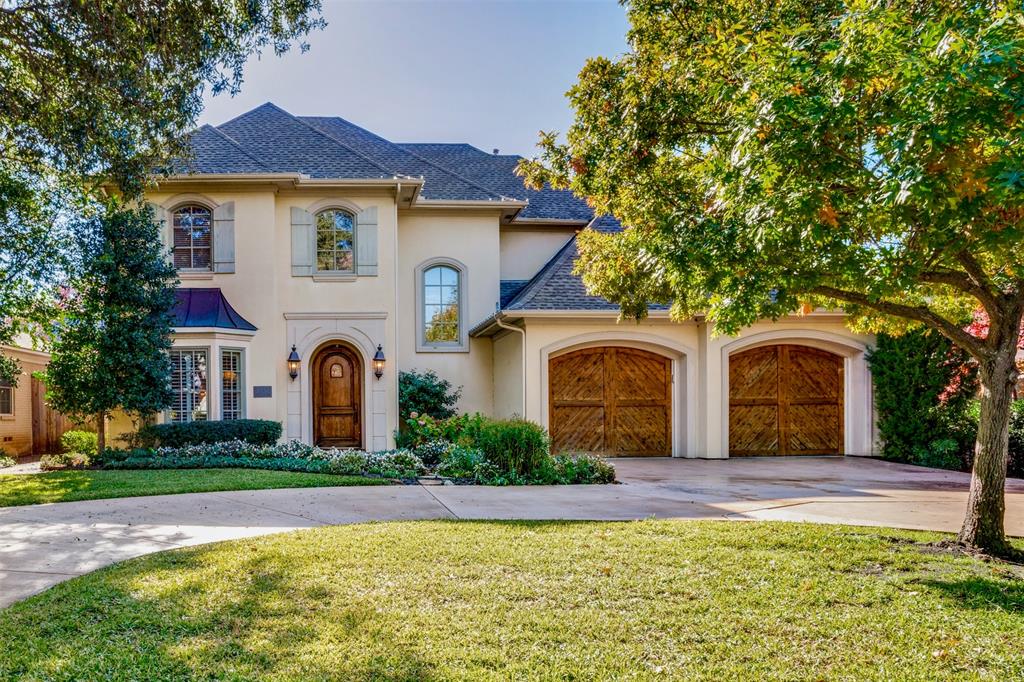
[2,457,1022,608]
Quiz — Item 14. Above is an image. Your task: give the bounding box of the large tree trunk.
[958,343,1017,556]
[96,411,106,455]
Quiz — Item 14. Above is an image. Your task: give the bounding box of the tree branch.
[919,268,1000,314]
[810,285,988,360]
[957,251,1002,303]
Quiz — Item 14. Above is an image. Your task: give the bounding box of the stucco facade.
[147,103,877,458]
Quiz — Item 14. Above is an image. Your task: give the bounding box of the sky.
[198,0,630,158]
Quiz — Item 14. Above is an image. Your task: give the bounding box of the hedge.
[138,419,282,448]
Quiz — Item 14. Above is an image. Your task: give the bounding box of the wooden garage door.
[729,345,843,456]
[549,347,671,456]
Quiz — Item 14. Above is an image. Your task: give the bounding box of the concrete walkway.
[2,456,1022,608]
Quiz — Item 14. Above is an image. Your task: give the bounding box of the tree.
[46,203,178,452]
[0,0,325,381]
[520,1,1024,556]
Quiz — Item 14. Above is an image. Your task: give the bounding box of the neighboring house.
[0,345,71,457]
[149,102,875,458]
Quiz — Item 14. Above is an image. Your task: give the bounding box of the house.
[0,345,72,457]
[148,102,875,458]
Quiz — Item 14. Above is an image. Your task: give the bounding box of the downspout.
[493,313,527,418]
[393,183,402,447]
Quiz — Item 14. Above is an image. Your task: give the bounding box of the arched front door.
[312,342,362,448]
[729,344,844,455]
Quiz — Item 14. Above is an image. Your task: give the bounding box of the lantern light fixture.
[287,345,301,380]
[372,344,385,380]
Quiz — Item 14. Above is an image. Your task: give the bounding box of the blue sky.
[199,0,629,157]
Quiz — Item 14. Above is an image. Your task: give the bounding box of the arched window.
[420,263,463,348]
[172,205,213,270]
[315,209,355,273]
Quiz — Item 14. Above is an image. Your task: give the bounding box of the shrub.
[551,454,618,485]
[911,439,963,472]
[439,412,488,446]
[867,329,976,468]
[399,370,461,419]
[103,439,425,479]
[395,412,444,450]
[0,453,16,468]
[436,444,486,480]
[365,450,426,479]
[40,452,91,470]
[61,430,98,456]
[474,418,550,478]
[138,419,282,448]
[413,439,451,467]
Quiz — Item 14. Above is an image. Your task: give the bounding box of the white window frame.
[170,202,215,273]
[415,257,468,353]
[167,347,210,423]
[313,208,357,276]
[219,347,246,421]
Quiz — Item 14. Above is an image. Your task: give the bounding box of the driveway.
[1,456,1022,608]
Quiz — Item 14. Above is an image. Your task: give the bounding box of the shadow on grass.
[0,543,435,681]
[922,576,1024,614]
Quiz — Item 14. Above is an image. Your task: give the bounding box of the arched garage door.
[549,346,671,456]
[729,344,844,456]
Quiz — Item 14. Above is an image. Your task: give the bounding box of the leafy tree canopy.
[0,0,325,382]
[521,0,1023,358]
[520,0,1024,554]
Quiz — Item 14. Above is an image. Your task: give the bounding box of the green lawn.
[0,469,386,507]
[1,521,1022,680]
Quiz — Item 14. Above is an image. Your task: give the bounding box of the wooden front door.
[549,346,671,456]
[729,344,843,456]
[312,343,362,448]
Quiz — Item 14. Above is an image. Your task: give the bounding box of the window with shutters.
[172,205,213,270]
[220,349,244,421]
[0,381,13,416]
[315,209,355,273]
[169,349,208,422]
[416,260,467,352]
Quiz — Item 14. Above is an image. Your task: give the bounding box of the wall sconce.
[373,344,385,380]
[287,345,301,380]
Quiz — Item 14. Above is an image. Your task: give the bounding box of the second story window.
[316,209,355,273]
[173,205,213,270]
[423,264,461,344]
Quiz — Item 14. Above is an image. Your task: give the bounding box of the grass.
[0,468,387,507]
[1,521,1022,680]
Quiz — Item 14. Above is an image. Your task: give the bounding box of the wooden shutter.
[149,203,171,263]
[212,201,235,273]
[291,207,314,276]
[355,206,378,276]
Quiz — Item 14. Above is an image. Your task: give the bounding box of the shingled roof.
[503,214,627,312]
[177,103,634,316]
[399,143,594,221]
